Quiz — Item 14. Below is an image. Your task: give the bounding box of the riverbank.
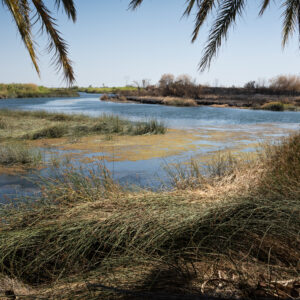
[0,132,299,299]
[0,84,79,99]
[102,94,300,110]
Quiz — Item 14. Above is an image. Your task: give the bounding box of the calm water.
[0,93,299,201]
[1,93,300,128]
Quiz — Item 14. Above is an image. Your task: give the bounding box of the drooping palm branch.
[129,0,300,71]
[2,0,76,85]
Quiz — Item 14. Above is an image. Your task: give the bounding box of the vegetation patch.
[76,86,138,94]
[162,97,198,107]
[0,110,166,141]
[260,101,284,111]
[0,143,41,166]
[0,83,79,99]
[0,133,299,299]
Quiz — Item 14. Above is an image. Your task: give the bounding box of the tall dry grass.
[0,134,299,298]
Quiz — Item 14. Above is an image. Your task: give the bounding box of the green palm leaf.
[2,0,76,85]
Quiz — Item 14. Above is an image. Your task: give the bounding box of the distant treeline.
[92,74,300,99]
[0,84,79,99]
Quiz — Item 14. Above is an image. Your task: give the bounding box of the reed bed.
[0,143,42,166]
[0,134,299,299]
[0,110,166,140]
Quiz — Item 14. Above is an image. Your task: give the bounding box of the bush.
[158,73,202,98]
[29,125,67,139]
[261,101,284,111]
[269,75,300,92]
[100,94,109,101]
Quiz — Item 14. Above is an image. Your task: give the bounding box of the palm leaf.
[32,0,75,85]
[55,0,76,22]
[3,0,40,76]
[183,0,197,16]
[259,0,271,15]
[191,0,217,42]
[282,0,300,47]
[199,0,246,71]
[128,0,144,10]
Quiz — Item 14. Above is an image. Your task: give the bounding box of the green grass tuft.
[0,143,42,166]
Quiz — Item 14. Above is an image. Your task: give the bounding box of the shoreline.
[101,94,300,111]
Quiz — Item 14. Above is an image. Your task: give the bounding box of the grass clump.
[0,117,9,129]
[129,119,166,135]
[162,97,198,107]
[0,134,299,299]
[0,143,41,166]
[27,125,67,139]
[261,101,284,111]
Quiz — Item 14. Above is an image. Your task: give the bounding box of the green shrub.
[29,125,67,139]
[261,101,284,111]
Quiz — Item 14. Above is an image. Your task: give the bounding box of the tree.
[129,0,300,71]
[158,74,175,88]
[2,0,76,85]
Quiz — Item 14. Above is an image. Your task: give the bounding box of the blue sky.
[1,0,300,87]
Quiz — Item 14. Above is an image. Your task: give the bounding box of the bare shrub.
[269,75,300,92]
[244,81,256,89]
[158,74,175,88]
[100,94,109,101]
[175,74,193,85]
[158,73,202,98]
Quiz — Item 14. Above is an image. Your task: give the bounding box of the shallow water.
[0,93,299,201]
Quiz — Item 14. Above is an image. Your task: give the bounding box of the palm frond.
[128,0,144,10]
[183,0,197,16]
[282,0,300,47]
[259,0,271,15]
[32,0,75,85]
[55,0,76,22]
[191,0,217,42]
[199,0,246,71]
[3,0,40,76]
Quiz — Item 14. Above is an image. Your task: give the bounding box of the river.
[0,93,299,201]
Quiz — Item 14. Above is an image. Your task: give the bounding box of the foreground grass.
[0,110,166,142]
[0,83,79,99]
[0,133,299,299]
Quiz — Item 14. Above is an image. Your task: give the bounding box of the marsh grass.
[0,143,42,166]
[165,152,241,190]
[0,110,166,140]
[162,97,198,107]
[0,117,9,129]
[0,134,299,299]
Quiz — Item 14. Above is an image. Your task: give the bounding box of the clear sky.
[1,0,300,87]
